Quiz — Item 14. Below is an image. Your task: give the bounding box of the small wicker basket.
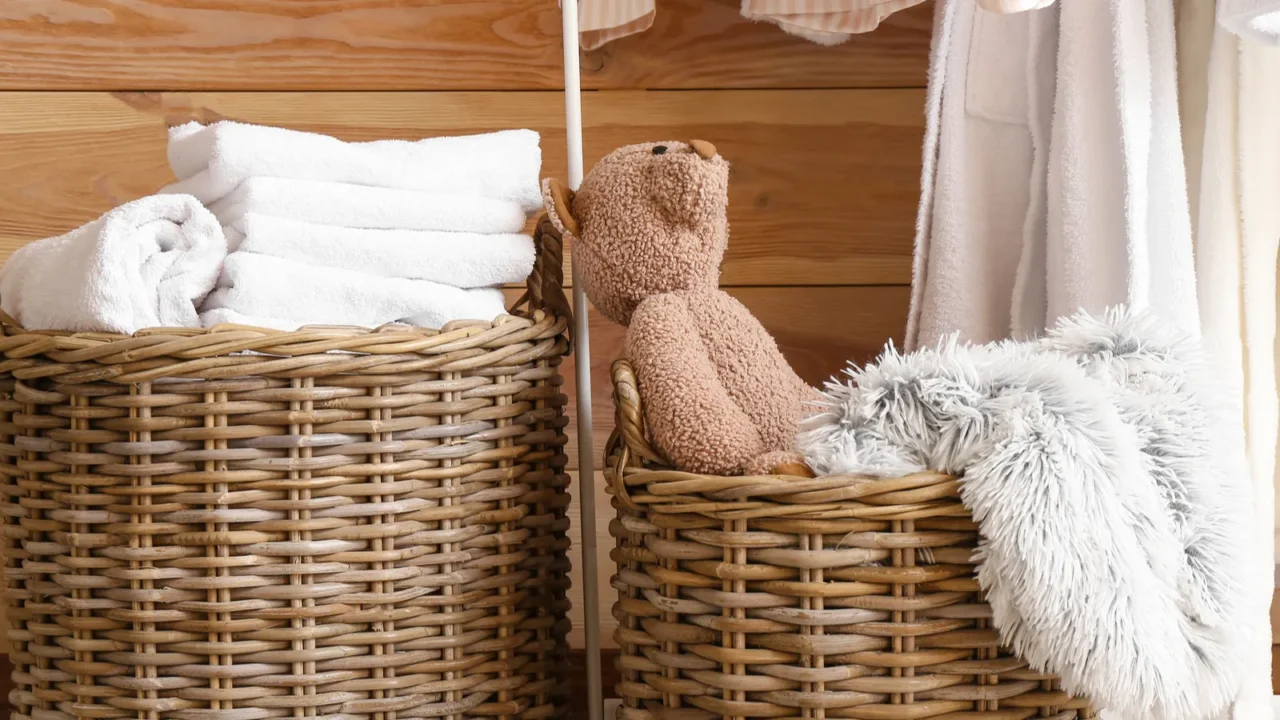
[0,218,574,720]
[605,359,1092,720]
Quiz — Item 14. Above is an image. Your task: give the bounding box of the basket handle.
[611,359,670,471]
[0,306,21,333]
[521,214,574,330]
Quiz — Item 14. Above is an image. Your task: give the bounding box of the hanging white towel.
[227,213,535,287]
[0,194,225,334]
[204,177,529,235]
[1179,2,1280,715]
[1219,0,1280,43]
[166,121,543,212]
[202,253,508,331]
[1039,0,1197,334]
[908,0,1199,350]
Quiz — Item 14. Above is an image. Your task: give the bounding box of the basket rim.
[0,304,565,357]
[606,357,962,521]
[0,214,572,367]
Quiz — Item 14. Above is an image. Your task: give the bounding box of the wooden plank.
[562,286,910,470]
[0,89,922,286]
[1274,644,1280,695]
[0,0,931,91]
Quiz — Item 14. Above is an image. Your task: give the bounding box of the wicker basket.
[605,359,1092,720]
[0,217,574,720]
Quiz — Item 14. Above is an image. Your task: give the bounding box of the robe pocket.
[965,8,1033,126]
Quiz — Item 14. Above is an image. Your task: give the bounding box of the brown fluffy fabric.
[543,141,815,474]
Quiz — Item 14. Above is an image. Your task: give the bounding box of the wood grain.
[0,89,922,285]
[561,286,911,470]
[0,0,932,91]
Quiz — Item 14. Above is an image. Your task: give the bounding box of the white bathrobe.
[911,2,1273,717]
[1178,1,1280,717]
[907,0,1198,350]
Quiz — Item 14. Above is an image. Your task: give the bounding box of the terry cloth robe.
[1177,0,1280,717]
[906,0,1199,350]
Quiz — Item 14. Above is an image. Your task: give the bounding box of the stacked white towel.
[207,254,508,330]
[167,121,543,212]
[166,121,542,331]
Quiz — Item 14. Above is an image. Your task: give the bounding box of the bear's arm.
[626,293,763,475]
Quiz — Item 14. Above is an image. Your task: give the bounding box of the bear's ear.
[542,178,580,238]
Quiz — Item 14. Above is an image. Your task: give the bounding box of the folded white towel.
[1218,0,1280,43]
[166,121,543,212]
[202,177,529,235]
[0,194,225,334]
[227,213,535,287]
[202,253,508,330]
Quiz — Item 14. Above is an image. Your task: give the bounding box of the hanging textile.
[905,1,1055,347]
[1218,0,1280,43]
[572,0,927,48]
[578,0,655,51]
[740,0,927,44]
[1177,1,1280,717]
[906,0,1198,350]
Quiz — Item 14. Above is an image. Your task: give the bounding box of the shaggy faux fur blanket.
[798,309,1253,720]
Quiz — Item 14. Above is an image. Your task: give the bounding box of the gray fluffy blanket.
[798,308,1251,720]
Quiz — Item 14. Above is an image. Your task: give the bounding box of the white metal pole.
[559,3,603,720]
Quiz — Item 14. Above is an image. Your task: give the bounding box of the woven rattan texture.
[605,360,1093,720]
[0,223,574,719]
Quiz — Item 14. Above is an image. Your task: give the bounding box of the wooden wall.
[0,0,932,651]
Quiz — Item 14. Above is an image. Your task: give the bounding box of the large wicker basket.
[0,218,574,720]
[605,360,1092,720]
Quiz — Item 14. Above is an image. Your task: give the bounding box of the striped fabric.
[572,0,1060,49]
[579,0,655,50]
[741,0,928,44]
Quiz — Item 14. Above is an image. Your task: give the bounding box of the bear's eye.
[651,145,667,155]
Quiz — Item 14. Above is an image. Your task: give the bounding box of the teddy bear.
[543,140,817,476]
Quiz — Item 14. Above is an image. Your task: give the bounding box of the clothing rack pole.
[559,3,603,720]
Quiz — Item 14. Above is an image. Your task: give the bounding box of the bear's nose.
[689,139,717,159]
[651,145,667,155]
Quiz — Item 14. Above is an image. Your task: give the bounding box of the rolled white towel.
[166,121,543,212]
[0,194,225,334]
[202,253,508,330]
[205,177,528,234]
[226,213,535,287]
